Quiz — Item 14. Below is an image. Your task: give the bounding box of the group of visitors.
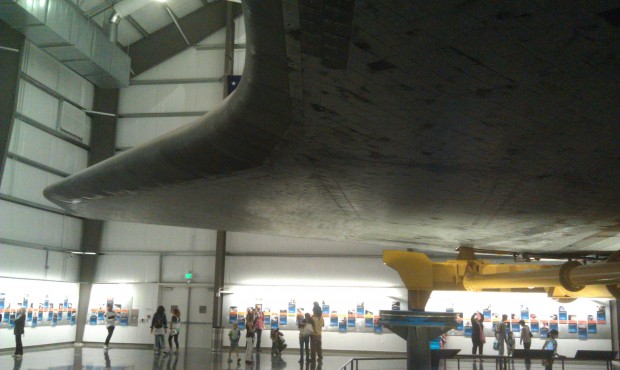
[227,301,325,365]
[228,305,265,364]
[297,301,324,364]
[102,304,181,355]
[470,311,560,369]
[149,305,182,355]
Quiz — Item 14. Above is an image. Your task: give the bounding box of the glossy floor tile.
[0,346,618,370]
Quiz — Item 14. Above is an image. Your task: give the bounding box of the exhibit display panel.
[0,278,79,349]
[221,285,407,352]
[219,287,614,354]
[82,283,158,345]
[426,291,613,356]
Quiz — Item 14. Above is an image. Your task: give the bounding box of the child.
[227,323,241,364]
[506,331,516,356]
[270,328,287,356]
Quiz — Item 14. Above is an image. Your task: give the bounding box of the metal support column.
[75,87,118,343]
[223,2,235,98]
[379,310,457,370]
[211,230,227,351]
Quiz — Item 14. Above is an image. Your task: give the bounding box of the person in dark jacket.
[13,307,26,358]
[471,311,485,355]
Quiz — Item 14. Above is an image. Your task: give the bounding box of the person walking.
[227,323,241,364]
[103,304,116,350]
[167,308,181,353]
[150,306,168,354]
[13,307,26,358]
[519,319,532,350]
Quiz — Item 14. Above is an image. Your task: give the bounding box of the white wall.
[0,41,93,284]
[116,15,245,151]
[0,278,79,349]
[90,222,218,348]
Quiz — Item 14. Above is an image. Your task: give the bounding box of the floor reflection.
[0,346,352,370]
[3,347,615,370]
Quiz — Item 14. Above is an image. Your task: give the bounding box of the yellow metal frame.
[384,249,619,309]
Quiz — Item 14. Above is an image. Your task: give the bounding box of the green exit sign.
[185,272,192,279]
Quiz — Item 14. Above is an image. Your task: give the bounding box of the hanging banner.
[596,306,606,324]
[587,315,597,334]
[364,311,374,328]
[330,311,338,327]
[356,303,364,318]
[578,321,587,340]
[482,307,491,320]
[288,300,296,316]
[347,310,356,327]
[558,306,567,322]
[229,306,238,324]
[520,306,529,320]
[568,315,577,333]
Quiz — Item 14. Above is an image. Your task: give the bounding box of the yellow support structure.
[384,249,619,308]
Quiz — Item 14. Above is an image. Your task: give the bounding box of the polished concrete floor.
[0,345,618,370]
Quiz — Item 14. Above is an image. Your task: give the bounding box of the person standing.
[471,311,485,355]
[244,321,255,364]
[542,329,559,370]
[298,312,313,363]
[227,323,241,364]
[103,304,116,350]
[495,314,508,356]
[254,306,264,352]
[150,306,168,354]
[310,302,324,363]
[167,308,181,353]
[519,319,532,350]
[13,307,26,358]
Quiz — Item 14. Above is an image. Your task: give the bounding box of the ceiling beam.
[126,1,242,77]
[125,14,149,38]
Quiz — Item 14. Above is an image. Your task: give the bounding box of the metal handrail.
[340,354,617,370]
[339,356,406,370]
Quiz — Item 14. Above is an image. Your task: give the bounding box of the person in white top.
[104,305,116,350]
[519,319,532,350]
[167,308,181,353]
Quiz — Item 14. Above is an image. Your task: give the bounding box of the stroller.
[270,328,287,356]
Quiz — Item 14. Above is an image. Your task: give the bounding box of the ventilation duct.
[0,0,130,88]
[109,0,154,43]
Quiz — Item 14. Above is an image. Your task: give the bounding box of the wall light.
[216,288,234,298]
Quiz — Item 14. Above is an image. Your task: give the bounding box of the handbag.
[303,323,314,336]
[493,340,499,350]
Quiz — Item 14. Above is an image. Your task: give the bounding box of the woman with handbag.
[167,308,181,353]
[298,313,314,363]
